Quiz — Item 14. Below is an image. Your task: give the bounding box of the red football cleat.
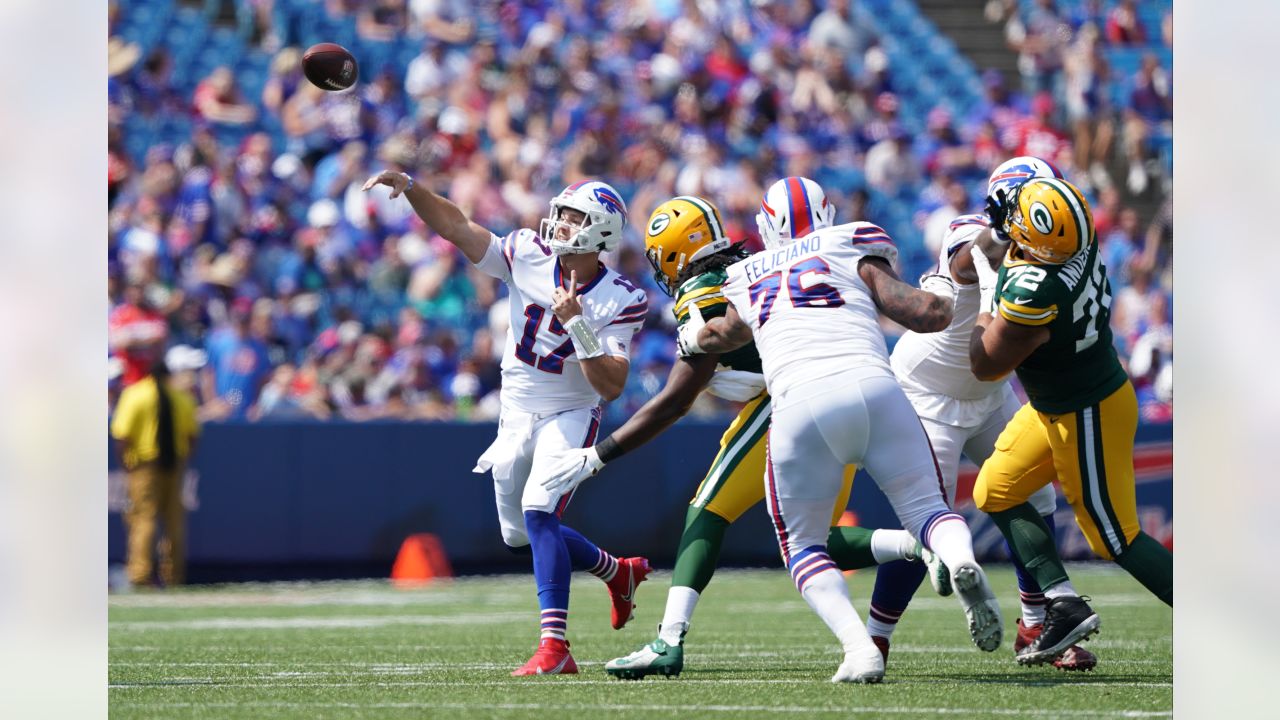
[511,637,578,676]
[1014,618,1098,671]
[871,635,891,663]
[605,557,651,630]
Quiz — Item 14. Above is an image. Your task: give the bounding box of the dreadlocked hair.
[675,242,751,287]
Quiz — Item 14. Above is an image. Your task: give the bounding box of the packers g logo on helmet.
[1004,178,1094,265]
[644,196,732,294]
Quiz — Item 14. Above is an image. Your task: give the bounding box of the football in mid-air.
[302,42,358,91]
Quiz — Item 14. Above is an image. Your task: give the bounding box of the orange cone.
[837,511,860,577]
[391,533,454,586]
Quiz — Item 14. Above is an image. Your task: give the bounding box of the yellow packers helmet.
[1003,177,1095,265]
[644,196,732,294]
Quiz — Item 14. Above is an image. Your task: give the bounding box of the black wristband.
[595,435,625,463]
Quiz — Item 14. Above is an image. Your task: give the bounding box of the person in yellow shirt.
[111,355,201,588]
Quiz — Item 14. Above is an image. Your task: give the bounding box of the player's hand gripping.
[984,188,1013,243]
[361,170,413,198]
[675,302,706,357]
[551,270,584,324]
[969,244,1000,314]
[541,447,605,496]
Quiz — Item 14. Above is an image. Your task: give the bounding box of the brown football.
[302,42,358,91]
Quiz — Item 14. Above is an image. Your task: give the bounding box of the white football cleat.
[952,561,1003,652]
[831,645,885,684]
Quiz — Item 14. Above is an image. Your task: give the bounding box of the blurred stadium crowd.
[107,0,1172,425]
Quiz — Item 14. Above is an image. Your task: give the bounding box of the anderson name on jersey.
[475,227,648,414]
[722,222,898,406]
[994,237,1127,414]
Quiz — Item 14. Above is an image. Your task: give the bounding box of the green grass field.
[109,564,1171,719]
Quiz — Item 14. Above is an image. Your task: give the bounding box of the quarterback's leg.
[855,375,1001,653]
[1049,382,1172,606]
[976,403,1099,666]
[768,388,883,683]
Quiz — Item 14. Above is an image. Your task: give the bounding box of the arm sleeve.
[937,215,989,272]
[849,223,899,265]
[996,273,1060,327]
[472,230,518,282]
[600,291,649,357]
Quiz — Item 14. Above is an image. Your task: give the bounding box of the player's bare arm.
[361,171,492,264]
[552,270,628,401]
[695,303,754,354]
[950,229,1008,285]
[969,313,1049,381]
[603,352,720,456]
[858,257,953,333]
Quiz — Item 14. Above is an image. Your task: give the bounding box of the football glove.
[969,245,999,314]
[675,302,707,357]
[541,446,606,496]
[919,272,957,304]
[984,189,1013,244]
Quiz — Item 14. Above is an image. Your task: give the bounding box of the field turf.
[110,565,1172,719]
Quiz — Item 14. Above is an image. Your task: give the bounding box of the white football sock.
[866,603,904,640]
[1042,580,1079,600]
[799,567,875,655]
[925,514,977,571]
[658,586,699,645]
[1020,591,1048,626]
[870,529,917,564]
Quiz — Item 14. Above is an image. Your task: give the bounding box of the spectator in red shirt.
[1105,0,1147,46]
[109,281,169,386]
[193,66,257,126]
[1005,92,1072,162]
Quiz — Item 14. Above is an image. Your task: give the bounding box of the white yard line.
[110,612,527,631]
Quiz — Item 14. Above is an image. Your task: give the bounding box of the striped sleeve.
[608,291,649,327]
[997,296,1059,326]
[849,223,898,264]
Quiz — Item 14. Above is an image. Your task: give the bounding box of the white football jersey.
[722,221,898,407]
[475,228,647,414]
[890,214,1010,425]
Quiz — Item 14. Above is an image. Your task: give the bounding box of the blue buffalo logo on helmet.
[540,180,629,255]
[593,186,625,216]
[986,156,1064,201]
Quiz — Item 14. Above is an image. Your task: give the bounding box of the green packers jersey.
[994,240,1128,414]
[674,268,763,374]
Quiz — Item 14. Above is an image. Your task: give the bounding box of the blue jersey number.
[514,304,575,374]
[748,258,845,326]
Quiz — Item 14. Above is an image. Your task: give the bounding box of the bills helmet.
[756,177,835,250]
[540,180,628,255]
[986,156,1064,202]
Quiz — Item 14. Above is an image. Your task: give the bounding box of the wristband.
[401,173,414,192]
[564,315,605,359]
[596,435,625,463]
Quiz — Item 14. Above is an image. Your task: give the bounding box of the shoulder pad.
[996,263,1060,326]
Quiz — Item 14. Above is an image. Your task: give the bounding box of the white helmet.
[755,176,836,249]
[986,156,1064,202]
[539,180,628,255]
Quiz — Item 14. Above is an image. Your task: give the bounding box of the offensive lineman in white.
[362,173,652,676]
[868,157,1097,671]
[678,177,1003,683]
